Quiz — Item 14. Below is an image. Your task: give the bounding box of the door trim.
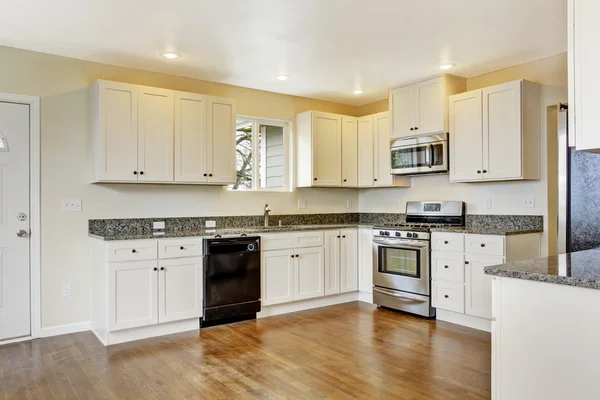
[0,93,41,339]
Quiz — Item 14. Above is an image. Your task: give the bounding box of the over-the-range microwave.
[390,133,448,176]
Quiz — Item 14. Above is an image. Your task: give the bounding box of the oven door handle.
[373,287,428,302]
[373,239,428,248]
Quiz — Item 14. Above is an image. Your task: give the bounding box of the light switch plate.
[346,200,352,209]
[298,199,307,209]
[205,220,216,228]
[61,283,71,297]
[61,198,82,212]
[486,198,493,210]
[522,196,535,208]
[153,221,165,230]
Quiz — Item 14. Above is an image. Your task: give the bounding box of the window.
[230,117,291,191]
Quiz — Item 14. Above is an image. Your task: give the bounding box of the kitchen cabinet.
[389,75,466,139]
[569,0,600,152]
[357,115,374,187]
[431,232,541,331]
[358,228,373,293]
[341,116,358,187]
[108,261,159,331]
[90,80,236,185]
[295,247,325,300]
[261,249,295,306]
[158,257,203,323]
[449,79,540,183]
[296,111,342,187]
[325,229,358,296]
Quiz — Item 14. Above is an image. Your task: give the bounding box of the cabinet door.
[137,86,174,182]
[108,261,158,331]
[357,115,374,187]
[294,247,325,300]
[96,80,138,181]
[389,85,415,139]
[312,112,342,186]
[415,76,445,134]
[324,231,341,296]
[358,228,373,293]
[174,92,208,183]
[261,249,295,306]
[374,112,393,187]
[158,257,203,323]
[340,229,359,293]
[464,253,503,319]
[341,117,358,187]
[449,90,484,182]
[207,96,236,184]
[483,81,522,180]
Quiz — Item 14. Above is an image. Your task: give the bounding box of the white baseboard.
[103,318,199,346]
[357,291,373,304]
[258,292,359,318]
[0,336,33,346]
[436,309,491,332]
[39,321,91,338]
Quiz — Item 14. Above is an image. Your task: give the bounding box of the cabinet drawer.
[158,238,203,259]
[431,233,464,252]
[432,251,465,282]
[464,234,505,256]
[107,240,158,262]
[261,231,325,251]
[295,231,324,248]
[432,280,465,313]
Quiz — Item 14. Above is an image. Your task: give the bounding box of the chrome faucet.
[264,204,272,227]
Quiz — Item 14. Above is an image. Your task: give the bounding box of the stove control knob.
[412,233,419,238]
[395,232,401,237]
[384,231,390,236]
[406,232,413,238]
[379,231,385,236]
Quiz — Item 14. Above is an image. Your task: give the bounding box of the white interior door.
[0,101,30,340]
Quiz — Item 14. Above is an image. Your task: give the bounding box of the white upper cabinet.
[90,80,139,182]
[137,86,174,182]
[174,91,207,183]
[389,75,466,139]
[449,79,540,183]
[341,116,358,187]
[357,115,375,187]
[90,80,236,185]
[373,111,394,187]
[206,96,237,184]
[570,0,600,152]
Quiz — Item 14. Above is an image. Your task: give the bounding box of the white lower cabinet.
[158,257,203,323]
[325,230,358,296]
[464,253,502,319]
[432,280,465,314]
[261,249,295,306]
[295,247,325,300]
[108,260,159,331]
[358,228,373,293]
[325,231,342,295]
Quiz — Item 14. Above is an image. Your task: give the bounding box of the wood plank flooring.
[0,302,491,399]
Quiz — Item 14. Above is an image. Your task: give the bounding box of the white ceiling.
[0,0,567,106]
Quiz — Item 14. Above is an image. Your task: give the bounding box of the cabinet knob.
[139,171,144,175]
[477,170,482,174]
[131,249,137,253]
[414,127,418,130]
[483,170,487,173]
[133,171,138,175]
[153,267,158,271]
[204,173,208,177]
[160,267,165,271]
[444,295,449,298]
[290,255,294,258]
[342,235,346,238]
[314,178,317,181]
[343,179,347,182]
[481,243,486,247]
[465,261,470,265]
[296,254,299,258]
[444,265,449,269]
[180,246,184,250]
[410,127,414,131]
[337,235,341,238]
[374,178,378,182]
[444,241,449,244]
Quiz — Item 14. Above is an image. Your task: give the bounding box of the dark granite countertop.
[89,224,369,241]
[430,226,544,236]
[484,248,600,290]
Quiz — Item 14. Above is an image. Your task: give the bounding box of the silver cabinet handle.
[373,287,428,302]
[17,229,28,238]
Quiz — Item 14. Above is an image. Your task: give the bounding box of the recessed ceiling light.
[277,74,290,81]
[440,63,455,70]
[161,51,181,59]
[353,89,363,95]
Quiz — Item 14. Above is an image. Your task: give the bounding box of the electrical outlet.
[346,200,353,209]
[522,196,535,208]
[486,198,493,210]
[153,221,165,230]
[61,198,82,212]
[62,283,71,297]
[205,220,216,228]
[298,199,307,209]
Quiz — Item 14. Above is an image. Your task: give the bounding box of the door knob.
[17,229,28,238]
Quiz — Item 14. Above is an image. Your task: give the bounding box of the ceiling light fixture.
[162,51,181,59]
[440,63,455,70]
[277,74,290,81]
[353,89,363,95]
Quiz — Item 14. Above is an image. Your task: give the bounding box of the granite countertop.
[430,226,544,236]
[484,248,600,290]
[89,224,368,241]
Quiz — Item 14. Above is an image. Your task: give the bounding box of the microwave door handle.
[426,143,432,168]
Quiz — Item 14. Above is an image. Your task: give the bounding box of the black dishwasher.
[202,236,261,327]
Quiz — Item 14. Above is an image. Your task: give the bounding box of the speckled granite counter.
[430,226,543,236]
[89,224,366,241]
[484,248,600,290]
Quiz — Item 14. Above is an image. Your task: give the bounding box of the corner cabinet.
[90,80,236,185]
[389,75,466,139]
[449,79,540,183]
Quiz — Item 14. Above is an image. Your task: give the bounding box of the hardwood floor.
[0,302,491,399]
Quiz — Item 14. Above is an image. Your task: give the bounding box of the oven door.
[373,238,430,296]
[390,139,448,175]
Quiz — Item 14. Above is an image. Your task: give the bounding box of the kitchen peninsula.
[485,250,600,400]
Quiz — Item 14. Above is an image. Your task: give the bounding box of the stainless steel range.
[373,201,465,317]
